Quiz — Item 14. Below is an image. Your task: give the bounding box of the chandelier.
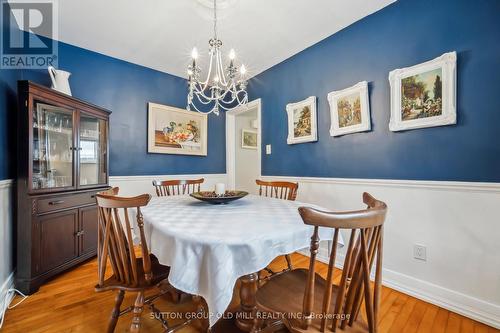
[187,0,248,115]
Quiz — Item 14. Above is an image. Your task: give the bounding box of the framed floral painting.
[328,81,371,137]
[147,102,207,155]
[286,96,318,144]
[389,51,457,131]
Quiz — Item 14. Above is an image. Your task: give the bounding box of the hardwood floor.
[2,253,498,333]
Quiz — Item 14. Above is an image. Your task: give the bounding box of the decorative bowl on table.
[190,191,248,204]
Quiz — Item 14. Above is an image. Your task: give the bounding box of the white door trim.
[225,99,262,189]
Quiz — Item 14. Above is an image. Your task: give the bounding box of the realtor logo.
[1,0,58,68]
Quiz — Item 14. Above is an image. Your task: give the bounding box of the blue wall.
[0,34,226,180]
[248,0,500,182]
[0,68,17,180]
[0,8,20,180]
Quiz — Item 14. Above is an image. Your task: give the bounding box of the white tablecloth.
[135,194,342,326]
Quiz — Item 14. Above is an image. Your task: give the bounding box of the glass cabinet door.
[79,114,107,186]
[32,103,74,190]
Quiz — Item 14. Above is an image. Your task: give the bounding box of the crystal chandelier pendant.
[187,0,248,115]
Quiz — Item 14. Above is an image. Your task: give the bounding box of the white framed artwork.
[389,51,457,132]
[286,96,318,144]
[328,81,371,137]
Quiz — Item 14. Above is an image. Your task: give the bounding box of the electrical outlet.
[266,144,272,155]
[413,244,427,261]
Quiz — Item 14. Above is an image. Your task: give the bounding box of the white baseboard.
[0,271,14,296]
[0,264,14,326]
[314,250,499,329]
[0,272,14,303]
[381,268,500,329]
[0,179,14,323]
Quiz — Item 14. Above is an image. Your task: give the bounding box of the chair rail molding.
[261,175,500,193]
[0,179,14,189]
[266,175,500,329]
[109,174,228,196]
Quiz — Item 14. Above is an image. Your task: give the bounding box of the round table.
[135,194,339,329]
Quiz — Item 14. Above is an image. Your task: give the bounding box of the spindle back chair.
[95,187,203,332]
[152,178,204,197]
[256,179,299,283]
[256,180,298,201]
[252,192,387,333]
[96,189,153,290]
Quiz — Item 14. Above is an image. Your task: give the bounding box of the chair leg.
[284,254,293,271]
[250,308,264,333]
[262,320,286,333]
[158,279,183,303]
[130,291,145,333]
[194,295,209,332]
[107,290,125,333]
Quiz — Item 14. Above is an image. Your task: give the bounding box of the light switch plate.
[266,144,272,155]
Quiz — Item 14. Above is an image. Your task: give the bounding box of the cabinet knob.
[48,200,65,205]
[75,230,85,237]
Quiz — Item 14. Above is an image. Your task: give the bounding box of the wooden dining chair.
[256,179,298,201]
[95,187,204,333]
[251,192,387,333]
[256,179,299,284]
[152,178,204,196]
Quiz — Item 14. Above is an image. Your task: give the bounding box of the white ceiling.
[41,0,395,78]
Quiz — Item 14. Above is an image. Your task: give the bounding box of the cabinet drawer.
[37,192,97,214]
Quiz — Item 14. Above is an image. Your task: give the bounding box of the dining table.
[135,193,343,330]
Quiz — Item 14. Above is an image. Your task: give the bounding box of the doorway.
[226,99,261,193]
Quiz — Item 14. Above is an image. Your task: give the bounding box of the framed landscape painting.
[328,81,371,137]
[389,51,457,131]
[286,96,318,144]
[147,102,207,155]
[241,129,258,149]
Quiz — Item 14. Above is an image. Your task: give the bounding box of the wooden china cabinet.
[16,81,111,294]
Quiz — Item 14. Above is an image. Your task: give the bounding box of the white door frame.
[226,98,262,190]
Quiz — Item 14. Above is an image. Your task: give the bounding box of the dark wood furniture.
[16,81,111,294]
[256,179,299,283]
[152,178,204,196]
[95,188,205,333]
[251,192,387,333]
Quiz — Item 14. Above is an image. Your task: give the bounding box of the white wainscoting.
[109,173,228,196]
[0,179,14,318]
[262,175,500,329]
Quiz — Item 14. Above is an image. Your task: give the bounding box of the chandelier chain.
[213,0,217,40]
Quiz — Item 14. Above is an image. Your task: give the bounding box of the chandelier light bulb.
[229,49,236,60]
[191,47,198,60]
[187,69,193,76]
[213,76,220,83]
[240,64,247,75]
